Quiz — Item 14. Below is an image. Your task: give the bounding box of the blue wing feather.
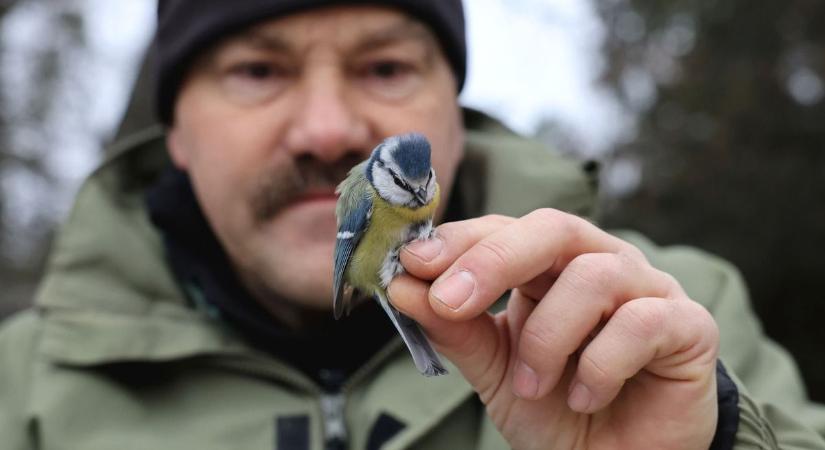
[333,193,372,319]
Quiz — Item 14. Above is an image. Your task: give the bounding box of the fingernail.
[431,270,475,310]
[513,360,539,399]
[405,237,444,262]
[568,382,592,413]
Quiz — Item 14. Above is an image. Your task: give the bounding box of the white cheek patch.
[425,173,437,203]
[371,166,412,205]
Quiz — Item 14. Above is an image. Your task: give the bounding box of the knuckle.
[482,213,514,226]
[564,253,620,293]
[617,300,668,342]
[682,300,720,349]
[526,207,564,224]
[519,323,558,360]
[615,247,644,269]
[617,244,647,263]
[525,209,595,249]
[578,350,614,390]
[434,220,461,239]
[528,208,577,237]
[475,238,517,269]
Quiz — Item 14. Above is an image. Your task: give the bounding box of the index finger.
[425,208,636,320]
[401,214,515,280]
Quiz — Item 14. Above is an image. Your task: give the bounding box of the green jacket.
[2,111,824,449]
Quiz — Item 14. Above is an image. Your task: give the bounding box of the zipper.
[320,391,348,450]
[207,336,407,450]
[319,369,349,450]
[317,339,405,450]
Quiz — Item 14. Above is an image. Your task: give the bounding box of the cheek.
[172,126,268,247]
[174,96,288,219]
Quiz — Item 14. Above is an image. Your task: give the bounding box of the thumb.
[389,274,508,400]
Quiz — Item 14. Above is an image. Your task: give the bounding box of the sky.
[0,0,630,259]
[461,0,630,157]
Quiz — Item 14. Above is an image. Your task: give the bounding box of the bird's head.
[366,133,437,208]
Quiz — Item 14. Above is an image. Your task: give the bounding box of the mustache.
[250,153,363,223]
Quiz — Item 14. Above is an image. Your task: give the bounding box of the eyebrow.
[236,29,291,53]
[353,19,438,55]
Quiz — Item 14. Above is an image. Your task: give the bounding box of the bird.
[333,133,448,377]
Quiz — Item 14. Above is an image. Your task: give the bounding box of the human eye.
[368,60,413,79]
[357,58,423,101]
[230,61,279,80]
[219,60,293,105]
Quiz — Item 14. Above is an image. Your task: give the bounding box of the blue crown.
[390,133,432,180]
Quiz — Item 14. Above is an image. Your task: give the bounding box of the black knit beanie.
[155,0,466,125]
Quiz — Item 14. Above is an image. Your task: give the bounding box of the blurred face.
[167,6,464,315]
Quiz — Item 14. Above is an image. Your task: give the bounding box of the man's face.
[167,6,465,313]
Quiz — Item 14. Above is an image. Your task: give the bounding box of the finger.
[568,297,719,413]
[400,215,514,280]
[387,275,508,397]
[513,252,684,400]
[516,271,558,302]
[427,209,635,320]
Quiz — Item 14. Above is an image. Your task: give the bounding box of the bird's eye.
[390,172,407,189]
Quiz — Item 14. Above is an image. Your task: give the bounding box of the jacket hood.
[33,109,597,367]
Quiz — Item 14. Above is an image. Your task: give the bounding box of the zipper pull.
[320,391,347,450]
[318,369,348,450]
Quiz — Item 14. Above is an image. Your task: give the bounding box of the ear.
[166,127,189,170]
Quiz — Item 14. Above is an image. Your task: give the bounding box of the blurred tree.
[596,0,825,400]
[0,0,88,317]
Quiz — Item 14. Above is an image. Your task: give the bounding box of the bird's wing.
[333,192,372,320]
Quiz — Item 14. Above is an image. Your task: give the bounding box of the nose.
[283,69,370,163]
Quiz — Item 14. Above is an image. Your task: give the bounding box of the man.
[1,1,824,449]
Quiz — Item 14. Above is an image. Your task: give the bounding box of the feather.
[333,190,372,320]
[375,290,448,377]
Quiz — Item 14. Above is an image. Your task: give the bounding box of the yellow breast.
[346,183,440,294]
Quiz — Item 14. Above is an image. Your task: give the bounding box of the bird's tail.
[375,292,448,377]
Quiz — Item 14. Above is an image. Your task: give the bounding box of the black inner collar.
[145,166,397,388]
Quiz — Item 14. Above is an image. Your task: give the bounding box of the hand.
[389,210,720,450]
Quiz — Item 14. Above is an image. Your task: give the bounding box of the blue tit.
[333,133,448,377]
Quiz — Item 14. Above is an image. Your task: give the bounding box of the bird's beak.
[414,187,428,206]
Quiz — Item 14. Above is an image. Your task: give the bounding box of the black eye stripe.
[390,172,407,189]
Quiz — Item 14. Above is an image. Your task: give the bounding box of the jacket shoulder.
[459,108,598,219]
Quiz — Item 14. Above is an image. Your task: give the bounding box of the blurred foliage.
[596,0,825,400]
[0,0,88,317]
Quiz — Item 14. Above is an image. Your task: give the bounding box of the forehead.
[214,6,438,55]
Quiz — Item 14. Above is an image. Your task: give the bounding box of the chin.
[271,258,335,309]
[267,199,338,240]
